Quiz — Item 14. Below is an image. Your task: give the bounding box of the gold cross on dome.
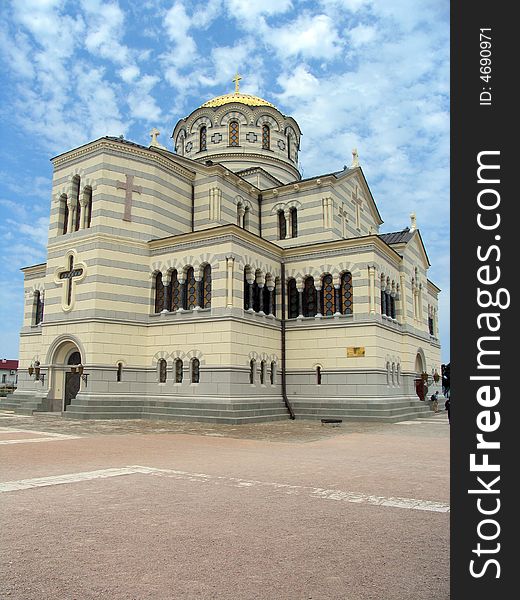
[232,72,242,93]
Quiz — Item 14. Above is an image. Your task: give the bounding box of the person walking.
[445,397,450,424]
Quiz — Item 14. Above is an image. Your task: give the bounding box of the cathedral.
[3,77,441,423]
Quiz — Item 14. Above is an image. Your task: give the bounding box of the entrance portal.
[64,351,81,410]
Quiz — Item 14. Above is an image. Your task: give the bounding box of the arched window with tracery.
[175,359,183,383]
[262,124,270,150]
[72,176,81,232]
[278,210,286,240]
[200,125,207,151]
[183,267,197,310]
[169,270,181,311]
[229,120,239,146]
[290,207,298,238]
[287,278,298,319]
[158,359,167,383]
[340,272,353,315]
[191,358,200,383]
[249,359,256,384]
[202,264,211,308]
[321,274,335,316]
[154,272,164,313]
[302,277,317,317]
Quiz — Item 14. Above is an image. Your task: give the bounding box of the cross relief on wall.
[54,253,87,312]
[116,174,142,222]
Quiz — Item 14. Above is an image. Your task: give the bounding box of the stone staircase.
[290,396,432,423]
[0,392,49,415]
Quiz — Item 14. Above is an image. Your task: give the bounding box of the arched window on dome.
[199,125,207,152]
[262,124,270,150]
[229,121,239,146]
[278,210,286,240]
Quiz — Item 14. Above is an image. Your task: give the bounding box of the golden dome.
[199,72,276,109]
[201,92,276,109]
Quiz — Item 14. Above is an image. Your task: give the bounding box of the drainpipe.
[280,262,295,419]
[191,184,195,232]
[258,193,262,237]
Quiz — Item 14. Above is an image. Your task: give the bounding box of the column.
[267,286,274,316]
[334,284,341,316]
[368,266,376,314]
[66,198,74,233]
[226,255,234,308]
[248,282,254,312]
[315,284,322,317]
[178,277,185,311]
[285,209,292,238]
[162,281,170,312]
[257,281,265,315]
[399,273,406,324]
[194,276,202,310]
[297,286,304,318]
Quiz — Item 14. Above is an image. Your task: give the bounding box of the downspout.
[191,184,195,232]
[258,193,262,237]
[280,262,295,419]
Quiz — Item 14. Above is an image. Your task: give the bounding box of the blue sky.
[0,0,449,362]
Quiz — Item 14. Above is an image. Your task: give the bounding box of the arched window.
[321,274,334,316]
[184,267,197,310]
[397,364,401,386]
[117,362,123,382]
[316,366,322,385]
[237,202,243,226]
[290,207,298,238]
[391,363,396,386]
[229,120,239,146]
[62,195,69,234]
[169,270,181,311]
[84,187,93,229]
[278,210,286,240]
[386,361,390,385]
[34,291,44,325]
[249,359,256,384]
[72,176,81,232]
[202,264,212,309]
[272,280,277,317]
[302,276,317,317]
[260,360,266,384]
[252,274,261,313]
[154,272,164,313]
[340,272,353,315]
[262,285,270,315]
[191,358,200,383]
[287,278,298,319]
[243,206,249,230]
[200,125,207,151]
[158,359,167,383]
[243,269,250,310]
[175,359,183,383]
[262,124,270,150]
[287,135,291,159]
[270,361,276,385]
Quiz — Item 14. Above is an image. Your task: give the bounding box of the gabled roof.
[379,227,431,266]
[0,359,18,370]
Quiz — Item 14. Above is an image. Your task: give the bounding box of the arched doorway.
[414,350,427,401]
[64,351,82,410]
[46,338,83,411]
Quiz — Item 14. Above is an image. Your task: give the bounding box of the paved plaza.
[0,411,450,599]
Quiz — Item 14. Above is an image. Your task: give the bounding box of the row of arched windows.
[287,273,353,318]
[249,359,277,385]
[61,175,93,235]
[154,266,211,314]
[243,268,277,316]
[157,358,200,383]
[381,275,398,319]
[196,123,280,154]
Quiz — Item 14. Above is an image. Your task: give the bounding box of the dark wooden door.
[64,372,80,409]
[415,378,425,401]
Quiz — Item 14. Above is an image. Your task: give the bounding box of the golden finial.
[232,71,242,94]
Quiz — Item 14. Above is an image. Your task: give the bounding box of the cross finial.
[149,127,160,145]
[410,212,417,231]
[351,148,359,167]
[232,71,242,93]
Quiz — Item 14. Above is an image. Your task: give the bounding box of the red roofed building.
[0,359,18,387]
